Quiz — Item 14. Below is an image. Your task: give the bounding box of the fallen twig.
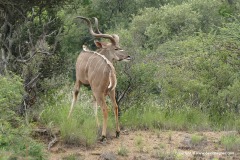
[48,134,58,150]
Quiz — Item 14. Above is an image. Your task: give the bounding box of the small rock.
[181,136,191,147]
[99,151,117,160]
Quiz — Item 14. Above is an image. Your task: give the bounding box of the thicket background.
[0,0,240,159]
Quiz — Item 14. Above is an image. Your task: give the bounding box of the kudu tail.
[108,70,117,91]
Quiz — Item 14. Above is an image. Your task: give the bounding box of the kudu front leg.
[68,81,81,118]
[109,90,120,138]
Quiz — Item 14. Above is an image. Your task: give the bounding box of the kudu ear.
[94,40,107,48]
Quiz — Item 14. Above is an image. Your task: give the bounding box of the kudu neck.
[98,49,114,63]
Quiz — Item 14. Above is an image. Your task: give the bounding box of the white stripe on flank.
[108,71,112,89]
[84,53,95,71]
[88,51,116,90]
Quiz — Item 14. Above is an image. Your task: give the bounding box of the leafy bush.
[130,0,225,49]
[150,20,240,125]
[0,73,24,119]
[0,73,46,159]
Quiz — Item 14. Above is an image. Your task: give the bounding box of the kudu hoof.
[116,131,120,138]
[100,135,107,142]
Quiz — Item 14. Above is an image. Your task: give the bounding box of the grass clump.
[152,150,178,160]
[121,103,240,132]
[190,134,205,147]
[40,86,115,147]
[41,101,98,147]
[62,153,82,160]
[118,143,129,156]
[220,133,240,151]
[134,136,144,152]
[121,105,210,131]
[0,121,47,160]
[59,105,98,147]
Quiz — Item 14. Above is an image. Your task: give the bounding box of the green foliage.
[146,3,200,46]
[40,87,97,146]
[153,150,178,160]
[39,84,116,147]
[118,143,129,156]
[121,104,210,131]
[0,74,46,159]
[190,0,223,31]
[151,20,240,124]
[190,134,204,146]
[134,136,144,152]
[130,0,225,48]
[220,133,240,151]
[0,129,47,160]
[62,153,82,160]
[2,0,238,152]
[119,61,158,107]
[0,74,23,115]
[60,107,98,147]
[35,0,240,138]
[57,1,240,123]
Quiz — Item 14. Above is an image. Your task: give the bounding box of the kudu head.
[76,16,131,63]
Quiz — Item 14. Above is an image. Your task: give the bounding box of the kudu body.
[68,16,131,140]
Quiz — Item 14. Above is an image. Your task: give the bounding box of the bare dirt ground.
[49,130,240,160]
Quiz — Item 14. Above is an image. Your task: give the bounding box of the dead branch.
[24,73,40,88]
[16,22,62,63]
[33,128,48,133]
[48,134,58,150]
[16,52,37,63]
[32,126,59,150]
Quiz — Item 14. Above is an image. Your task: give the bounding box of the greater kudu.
[68,16,131,141]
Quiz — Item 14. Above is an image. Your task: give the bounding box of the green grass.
[121,104,240,131]
[134,135,144,152]
[121,105,210,131]
[41,102,97,146]
[40,90,116,147]
[0,124,47,160]
[39,86,240,148]
[118,143,129,156]
[152,150,178,160]
[62,153,82,160]
[190,134,204,146]
[220,133,240,151]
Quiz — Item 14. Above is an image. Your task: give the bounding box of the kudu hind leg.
[95,95,108,141]
[92,95,100,127]
[68,81,81,118]
[108,90,120,138]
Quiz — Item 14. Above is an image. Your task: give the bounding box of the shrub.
[118,143,129,156]
[191,134,204,146]
[0,73,24,120]
[134,136,144,152]
[0,73,46,159]
[220,133,240,151]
